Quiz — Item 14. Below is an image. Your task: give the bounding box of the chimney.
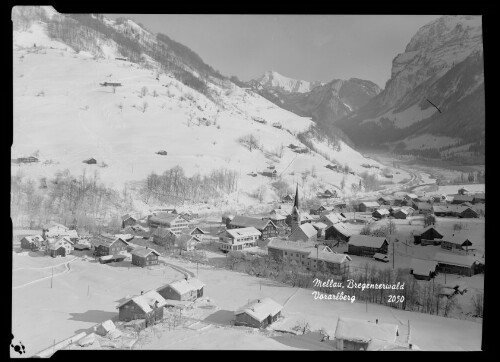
[409,343,413,349]
[257,299,261,303]
[376,319,378,324]
[140,291,143,295]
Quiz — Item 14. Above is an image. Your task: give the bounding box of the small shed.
[234,297,283,329]
[334,317,399,351]
[348,235,388,257]
[83,158,97,164]
[96,320,116,336]
[410,259,438,280]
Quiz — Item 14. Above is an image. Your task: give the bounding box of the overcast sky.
[104,14,441,89]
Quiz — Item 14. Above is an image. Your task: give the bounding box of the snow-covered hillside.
[12,9,391,208]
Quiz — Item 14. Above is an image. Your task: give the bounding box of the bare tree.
[140,86,148,97]
[238,134,260,152]
[142,101,148,113]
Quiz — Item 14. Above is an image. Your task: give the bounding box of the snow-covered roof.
[229,215,275,230]
[162,278,205,295]
[189,227,208,235]
[47,236,72,249]
[311,222,328,230]
[406,193,418,199]
[349,235,387,248]
[267,238,319,254]
[98,320,116,333]
[315,251,352,264]
[374,208,390,215]
[360,201,380,208]
[226,227,262,239]
[121,213,136,221]
[334,317,399,344]
[410,258,438,275]
[235,297,283,322]
[434,252,482,268]
[289,223,317,241]
[130,247,160,258]
[320,213,346,225]
[443,234,473,246]
[327,223,354,238]
[117,290,167,313]
[22,235,44,243]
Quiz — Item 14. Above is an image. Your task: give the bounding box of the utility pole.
[392,242,395,270]
[51,267,54,288]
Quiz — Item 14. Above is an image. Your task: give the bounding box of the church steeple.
[291,184,301,234]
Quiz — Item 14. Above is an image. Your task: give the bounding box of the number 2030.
[388,295,404,303]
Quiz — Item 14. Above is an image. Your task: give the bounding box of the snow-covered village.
[11,8,485,355]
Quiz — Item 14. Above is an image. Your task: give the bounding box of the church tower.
[291,183,301,234]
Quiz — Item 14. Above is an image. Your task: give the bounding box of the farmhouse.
[131,247,160,267]
[451,195,474,204]
[282,194,294,203]
[263,213,287,227]
[219,227,261,252]
[152,227,175,246]
[440,235,473,251]
[393,209,410,219]
[410,259,438,280]
[311,251,351,274]
[288,223,318,242]
[334,317,399,351]
[415,202,433,214]
[348,235,388,257]
[325,223,354,243]
[458,207,478,218]
[117,290,167,326]
[228,216,278,239]
[121,214,137,228]
[188,227,208,241]
[157,277,205,301]
[404,193,419,201]
[42,221,72,239]
[20,235,44,251]
[176,234,197,251]
[433,205,459,217]
[458,187,470,195]
[148,213,189,235]
[323,189,337,198]
[234,298,283,328]
[377,196,395,205]
[123,225,151,239]
[413,226,443,245]
[434,252,484,276]
[93,234,129,257]
[310,204,328,215]
[46,236,73,257]
[358,201,380,212]
[372,208,390,219]
[320,212,347,226]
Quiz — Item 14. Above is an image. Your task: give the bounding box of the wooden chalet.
[92,234,129,257]
[157,277,205,301]
[282,194,294,203]
[377,196,395,205]
[20,235,44,251]
[348,235,388,257]
[334,317,399,351]
[262,169,277,178]
[46,236,73,257]
[320,212,347,227]
[288,223,318,242]
[472,193,485,204]
[415,202,433,214]
[451,195,474,205]
[121,214,137,229]
[413,226,443,245]
[176,233,197,251]
[372,208,390,219]
[434,252,484,276]
[310,204,328,215]
[131,247,160,267]
[189,227,208,241]
[228,216,278,240]
[148,213,189,235]
[234,298,283,329]
[311,222,328,237]
[358,201,380,212]
[325,223,354,243]
[410,259,438,280]
[117,290,167,326]
[458,207,478,218]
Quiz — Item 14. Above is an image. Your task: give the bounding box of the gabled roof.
[117,290,167,313]
[315,251,352,264]
[327,223,354,238]
[320,213,346,225]
[443,234,473,246]
[360,201,380,208]
[149,213,186,225]
[47,236,73,250]
[235,297,283,322]
[410,258,438,275]
[334,317,399,344]
[267,214,286,221]
[22,235,44,243]
[226,227,262,239]
[152,227,174,238]
[406,193,418,199]
[349,235,387,248]
[121,213,136,221]
[289,223,317,241]
[230,215,275,230]
[452,195,474,202]
[160,278,205,295]
[43,221,68,230]
[130,247,160,258]
[434,252,482,268]
[415,226,443,238]
[311,222,328,230]
[189,227,208,235]
[93,234,129,247]
[267,239,319,254]
[373,209,390,215]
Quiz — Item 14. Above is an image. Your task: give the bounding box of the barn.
[440,235,473,251]
[458,207,478,218]
[46,236,73,257]
[157,277,205,301]
[234,298,283,329]
[148,213,189,235]
[117,290,167,326]
[348,235,388,257]
[310,204,328,215]
[131,247,160,267]
[393,209,410,219]
[415,202,433,214]
[434,252,484,276]
[319,212,347,227]
[334,317,399,351]
[20,235,44,250]
[288,223,318,242]
[451,195,474,205]
[358,202,380,212]
[152,227,176,247]
[410,259,438,280]
[413,226,444,245]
